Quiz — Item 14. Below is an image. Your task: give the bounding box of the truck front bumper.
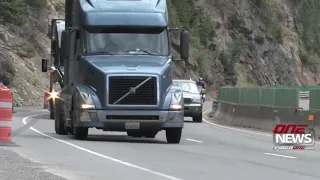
[184,104,202,117]
[74,109,184,131]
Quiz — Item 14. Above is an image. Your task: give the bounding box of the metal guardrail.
[218,86,320,110]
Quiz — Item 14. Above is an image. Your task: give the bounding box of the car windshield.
[173,81,199,94]
[85,30,169,56]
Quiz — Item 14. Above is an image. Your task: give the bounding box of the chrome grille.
[184,98,192,104]
[108,76,157,105]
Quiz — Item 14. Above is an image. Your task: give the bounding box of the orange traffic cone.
[0,86,13,145]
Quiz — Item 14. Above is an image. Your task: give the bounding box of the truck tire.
[72,99,88,140]
[193,114,202,123]
[166,128,182,144]
[49,99,55,119]
[54,100,68,135]
[73,126,88,140]
[50,110,55,119]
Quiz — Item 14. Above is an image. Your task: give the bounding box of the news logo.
[273,124,316,150]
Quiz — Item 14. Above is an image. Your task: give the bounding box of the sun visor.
[81,12,168,31]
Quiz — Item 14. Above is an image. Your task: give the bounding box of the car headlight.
[170,91,183,110]
[192,96,202,103]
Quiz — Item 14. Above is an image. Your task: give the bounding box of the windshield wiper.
[182,90,192,93]
[122,49,157,55]
[84,52,115,55]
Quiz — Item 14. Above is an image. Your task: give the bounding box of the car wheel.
[166,128,182,144]
[193,114,203,123]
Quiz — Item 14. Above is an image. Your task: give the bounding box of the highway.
[3,101,320,180]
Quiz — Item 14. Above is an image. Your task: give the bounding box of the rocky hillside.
[171,0,320,88]
[0,0,319,106]
[0,0,63,106]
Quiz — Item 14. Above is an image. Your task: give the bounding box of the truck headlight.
[81,104,95,109]
[80,92,95,109]
[170,91,183,110]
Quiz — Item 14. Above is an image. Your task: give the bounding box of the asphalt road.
[2,101,320,180]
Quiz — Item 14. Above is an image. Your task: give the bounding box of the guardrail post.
[272,109,280,129]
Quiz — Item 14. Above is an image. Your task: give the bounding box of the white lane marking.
[0,121,12,127]
[0,102,13,108]
[263,153,297,159]
[185,138,203,143]
[22,113,182,180]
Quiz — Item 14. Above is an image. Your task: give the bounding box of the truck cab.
[41,0,190,144]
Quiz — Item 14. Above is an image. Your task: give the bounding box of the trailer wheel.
[54,99,68,135]
[49,99,55,119]
[50,110,55,119]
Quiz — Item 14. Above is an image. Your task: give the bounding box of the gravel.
[0,148,67,180]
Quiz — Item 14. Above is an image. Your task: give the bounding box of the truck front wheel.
[72,98,89,140]
[73,126,88,140]
[166,128,182,144]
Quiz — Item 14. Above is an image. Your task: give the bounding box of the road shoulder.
[0,147,67,180]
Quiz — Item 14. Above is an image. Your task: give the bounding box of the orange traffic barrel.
[0,87,12,143]
[43,92,50,109]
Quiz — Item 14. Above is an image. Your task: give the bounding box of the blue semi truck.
[41,0,190,144]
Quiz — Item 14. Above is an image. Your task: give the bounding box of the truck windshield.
[85,30,169,56]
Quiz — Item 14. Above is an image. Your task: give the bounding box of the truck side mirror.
[180,30,189,61]
[41,58,48,72]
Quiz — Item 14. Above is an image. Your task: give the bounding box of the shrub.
[299,0,320,56]
[253,0,282,42]
[25,0,47,9]
[0,0,27,25]
[167,0,216,74]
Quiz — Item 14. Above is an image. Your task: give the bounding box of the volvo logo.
[129,87,136,94]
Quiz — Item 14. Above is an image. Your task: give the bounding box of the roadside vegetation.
[167,0,216,76]
[298,0,320,71]
[0,0,47,25]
